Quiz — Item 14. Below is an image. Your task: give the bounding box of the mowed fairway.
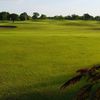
[0,20,100,100]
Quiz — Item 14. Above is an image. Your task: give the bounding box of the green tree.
[27,16,32,20]
[40,14,47,19]
[0,12,10,20]
[71,14,80,20]
[82,13,94,20]
[9,13,19,22]
[95,16,100,21]
[65,15,72,20]
[32,12,39,19]
[53,15,64,20]
[20,12,28,21]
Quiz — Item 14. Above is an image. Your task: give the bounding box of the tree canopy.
[0,11,100,21]
[20,12,28,21]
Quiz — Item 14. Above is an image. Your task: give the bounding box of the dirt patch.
[0,25,17,29]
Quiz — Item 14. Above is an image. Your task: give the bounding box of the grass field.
[0,20,100,100]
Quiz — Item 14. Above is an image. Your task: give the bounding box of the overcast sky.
[0,0,100,16]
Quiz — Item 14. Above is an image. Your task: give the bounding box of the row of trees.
[51,14,100,20]
[0,11,100,22]
[0,12,47,22]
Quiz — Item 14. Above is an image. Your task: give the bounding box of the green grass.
[0,20,100,100]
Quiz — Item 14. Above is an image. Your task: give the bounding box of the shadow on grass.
[0,75,77,100]
[0,90,75,100]
[90,27,100,30]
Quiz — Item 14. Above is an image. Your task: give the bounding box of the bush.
[60,64,100,100]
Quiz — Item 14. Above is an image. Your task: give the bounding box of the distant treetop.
[0,11,100,21]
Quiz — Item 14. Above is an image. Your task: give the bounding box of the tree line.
[0,11,100,22]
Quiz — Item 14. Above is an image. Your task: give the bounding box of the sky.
[0,0,100,16]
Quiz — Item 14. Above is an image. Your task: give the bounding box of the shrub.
[60,64,100,100]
